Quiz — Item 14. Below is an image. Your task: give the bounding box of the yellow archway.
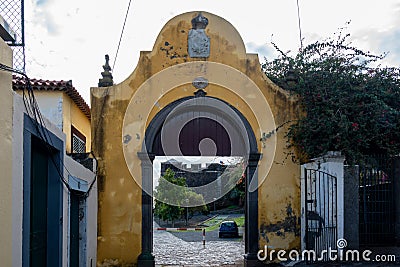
[92,11,302,266]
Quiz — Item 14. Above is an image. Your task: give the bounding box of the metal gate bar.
[305,169,337,262]
[359,155,395,247]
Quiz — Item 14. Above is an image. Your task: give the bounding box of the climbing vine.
[262,27,400,163]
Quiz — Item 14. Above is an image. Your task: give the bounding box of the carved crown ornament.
[188,13,210,58]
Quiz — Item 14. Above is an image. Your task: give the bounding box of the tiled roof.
[12,75,91,120]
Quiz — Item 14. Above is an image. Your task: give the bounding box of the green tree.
[154,169,185,226]
[153,201,183,227]
[219,161,246,207]
[154,168,207,226]
[186,190,208,219]
[262,27,400,163]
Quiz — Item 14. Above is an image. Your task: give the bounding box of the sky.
[23,0,400,104]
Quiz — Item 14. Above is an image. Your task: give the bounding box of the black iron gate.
[305,169,337,262]
[359,156,395,247]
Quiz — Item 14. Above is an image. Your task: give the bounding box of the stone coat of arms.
[188,13,210,58]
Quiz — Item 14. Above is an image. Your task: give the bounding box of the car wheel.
[219,233,222,238]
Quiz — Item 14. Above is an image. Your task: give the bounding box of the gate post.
[344,165,359,250]
[244,153,262,267]
[393,157,400,246]
[300,166,306,252]
[137,152,156,267]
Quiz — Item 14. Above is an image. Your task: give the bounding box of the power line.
[113,0,133,71]
[0,63,97,198]
[296,0,303,50]
[94,0,134,154]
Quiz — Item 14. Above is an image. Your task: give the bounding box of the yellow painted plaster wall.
[0,38,14,267]
[62,93,91,153]
[92,11,302,266]
[62,94,72,152]
[91,87,143,265]
[14,90,91,153]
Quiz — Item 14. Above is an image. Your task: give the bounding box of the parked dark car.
[218,221,239,238]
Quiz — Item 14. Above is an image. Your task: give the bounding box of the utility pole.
[296,0,303,51]
[185,198,189,226]
[213,197,217,212]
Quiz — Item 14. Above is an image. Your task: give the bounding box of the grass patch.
[234,216,245,227]
[202,215,227,232]
[206,223,222,232]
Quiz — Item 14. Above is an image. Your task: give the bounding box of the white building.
[0,27,97,267]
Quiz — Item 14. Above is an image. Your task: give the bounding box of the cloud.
[22,0,400,105]
[245,42,277,62]
[41,13,58,35]
[30,4,59,35]
[375,3,400,66]
[378,30,400,66]
[351,5,400,68]
[35,0,48,6]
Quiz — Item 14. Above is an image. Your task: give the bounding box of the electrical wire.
[92,0,135,148]
[296,0,303,51]
[83,151,98,198]
[91,0,136,188]
[112,0,133,71]
[0,63,97,198]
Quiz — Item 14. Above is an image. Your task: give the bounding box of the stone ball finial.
[191,12,208,29]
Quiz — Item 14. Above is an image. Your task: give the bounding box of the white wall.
[12,91,26,267]
[12,90,67,266]
[64,156,98,266]
[29,91,64,130]
[0,36,14,267]
[300,151,345,252]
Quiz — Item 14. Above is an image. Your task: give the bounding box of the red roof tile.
[12,75,91,120]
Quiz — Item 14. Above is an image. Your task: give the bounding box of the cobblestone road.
[153,222,245,266]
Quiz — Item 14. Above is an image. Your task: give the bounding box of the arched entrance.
[137,95,261,266]
[92,11,302,267]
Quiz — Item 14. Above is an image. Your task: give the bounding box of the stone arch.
[92,10,302,267]
[138,95,260,266]
[144,96,258,155]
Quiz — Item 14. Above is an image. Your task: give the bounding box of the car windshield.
[221,222,236,229]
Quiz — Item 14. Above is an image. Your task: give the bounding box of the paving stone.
[153,221,244,266]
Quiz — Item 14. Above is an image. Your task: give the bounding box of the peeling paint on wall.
[91,11,302,265]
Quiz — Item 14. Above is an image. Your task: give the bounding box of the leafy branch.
[263,27,400,164]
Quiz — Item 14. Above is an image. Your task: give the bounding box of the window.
[71,126,86,153]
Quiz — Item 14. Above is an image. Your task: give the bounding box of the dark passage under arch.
[138,95,261,267]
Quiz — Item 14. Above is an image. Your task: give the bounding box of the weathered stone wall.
[92,11,302,265]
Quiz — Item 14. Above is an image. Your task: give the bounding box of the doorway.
[23,118,63,267]
[30,139,49,266]
[138,96,260,265]
[152,155,246,265]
